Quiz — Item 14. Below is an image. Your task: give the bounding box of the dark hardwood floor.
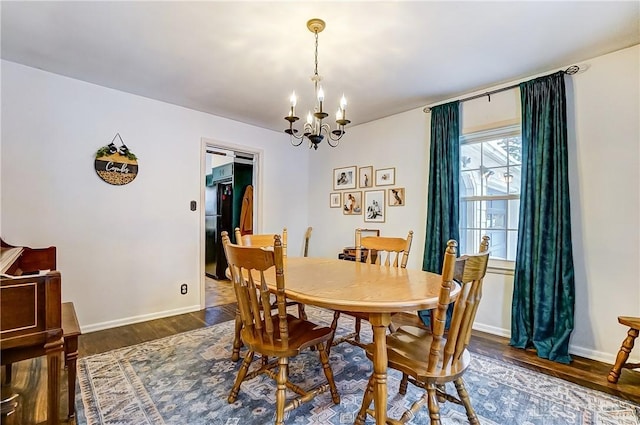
[2,303,638,424]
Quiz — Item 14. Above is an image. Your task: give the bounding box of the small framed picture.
[359,166,373,188]
[364,190,385,223]
[343,191,362,215]
[375,167,396,186]
[330,192,341,208]
[388,187,405,206]
[333,166,357,190]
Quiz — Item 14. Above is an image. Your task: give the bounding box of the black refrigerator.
[205,178,233,279]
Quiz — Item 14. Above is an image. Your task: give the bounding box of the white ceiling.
[2,1,638,133]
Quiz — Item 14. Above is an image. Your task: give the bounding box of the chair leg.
[231,309,243,362]
[299,304,316,351]
[355,374,375,425]
[454,378,479,424]
[608,327,639,383]
[297,303,308,321]
[4,364,12,385]
[399,373,409,395]
[275,357,289,425]
[354,317,362,343]
[400,391,428,424]
[317,342,340,404]
[426,383,441,425]
[326,311,341,356]
[436,383,446,403]
[228,350,254,403]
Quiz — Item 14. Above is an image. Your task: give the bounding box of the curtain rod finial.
[565,65,580,75]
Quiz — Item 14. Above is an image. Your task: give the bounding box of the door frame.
[200,137,263,309]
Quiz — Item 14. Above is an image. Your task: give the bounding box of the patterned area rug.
[76,307,640,424]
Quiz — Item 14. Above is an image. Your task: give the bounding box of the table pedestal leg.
[369,313,390,425]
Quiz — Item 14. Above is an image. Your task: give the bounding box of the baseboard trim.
[568,345,618,365]
[81,304,202,333]
[472,322,640,365]
[473,323,511,338]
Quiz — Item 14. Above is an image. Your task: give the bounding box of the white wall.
[567,45,639,361]
[309,45,640,363]
[1,60,309,332]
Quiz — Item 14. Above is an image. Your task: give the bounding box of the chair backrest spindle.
[427,239,458,372]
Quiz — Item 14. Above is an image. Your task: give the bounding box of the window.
[459,125,521,262]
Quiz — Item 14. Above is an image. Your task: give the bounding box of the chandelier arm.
[290,135,304,147]
[288,128,305,140]
[328,131,340,141]
[304,122,313,135]
[327,130,343,146]
[327,138,340,147]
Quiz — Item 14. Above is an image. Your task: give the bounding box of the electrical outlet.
[180,283,188,295]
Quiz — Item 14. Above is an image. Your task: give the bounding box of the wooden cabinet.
[1,238,61,424]
[1,272,63,425]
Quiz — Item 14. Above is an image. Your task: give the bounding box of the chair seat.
[619,316,640,329]
[363,325,471,382]
[241,314,334,357]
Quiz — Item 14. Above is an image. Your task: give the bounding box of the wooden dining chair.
[230,227,307,361]
[355,238,490,425]
[326,229,413,354]
[607,316,640,383]
[221,231,340,425]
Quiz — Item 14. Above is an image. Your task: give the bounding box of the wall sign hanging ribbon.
[94,133,139,185]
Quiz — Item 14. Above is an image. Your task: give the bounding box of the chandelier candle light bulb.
[284,18,351,150]
[289,92,297,117]
[317,86,325,113]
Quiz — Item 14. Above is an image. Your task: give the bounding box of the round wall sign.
[95,138,138,185]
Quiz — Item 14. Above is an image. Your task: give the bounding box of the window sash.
[460,125,521,263]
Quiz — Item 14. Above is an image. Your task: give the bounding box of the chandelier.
[285,18,350,150]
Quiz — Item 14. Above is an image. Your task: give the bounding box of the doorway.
[200,139,261,309]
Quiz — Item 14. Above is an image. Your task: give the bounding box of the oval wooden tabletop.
[266,257,459,313]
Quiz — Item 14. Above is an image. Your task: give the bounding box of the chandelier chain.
[314,30,319,77]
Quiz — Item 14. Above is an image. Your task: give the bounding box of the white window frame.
[459,124,521,273]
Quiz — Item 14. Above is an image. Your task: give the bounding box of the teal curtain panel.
[419,101,460,327]
[510,71,575,364]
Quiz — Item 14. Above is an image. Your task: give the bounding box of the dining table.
[260,256,460,425]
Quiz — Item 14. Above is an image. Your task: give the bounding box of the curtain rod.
[422,65,580,113]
